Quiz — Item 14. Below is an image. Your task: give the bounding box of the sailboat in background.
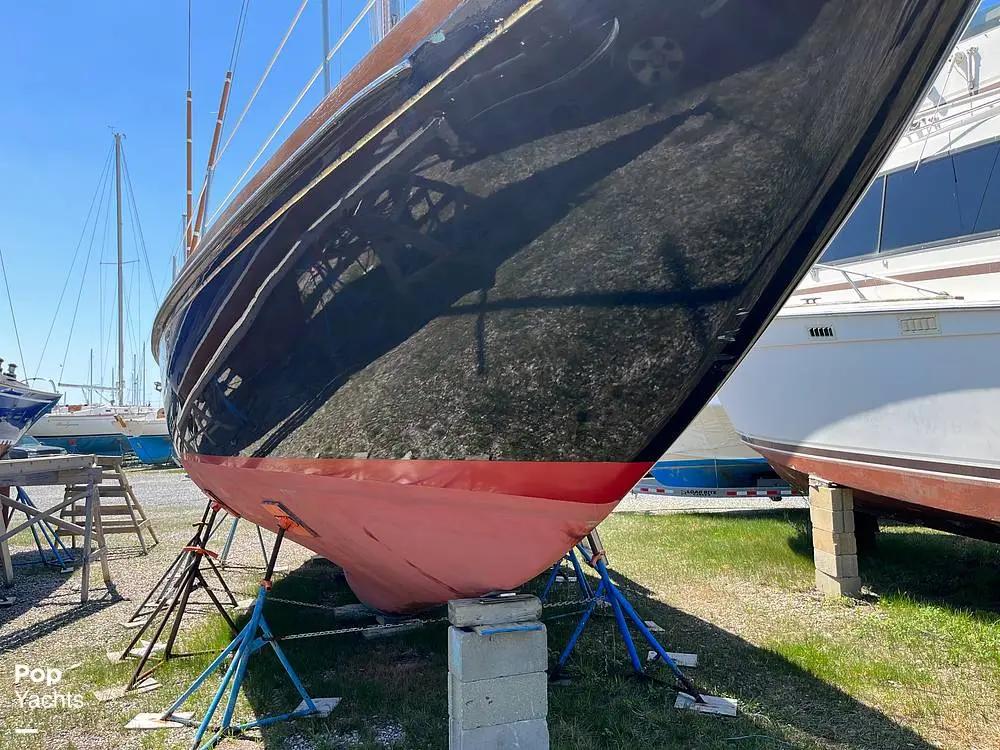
[29,131,156,456]
[0,360,60,459]
[118,410,175,465]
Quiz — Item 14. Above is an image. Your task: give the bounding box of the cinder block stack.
[447,594,549,749]
[809,483,862,597]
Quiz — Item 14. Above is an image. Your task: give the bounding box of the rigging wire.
[206,0,377,229]
[120,146,159,301]
[217,0,311,162]
[59,155,114,381]
[182,0,254,252]
[34,147,114,377]
[0,247,26,370]
[229,0,252,74]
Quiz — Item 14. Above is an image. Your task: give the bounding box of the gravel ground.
[0,468,805,748]
[0,468,314,678]
[615,488,808,514]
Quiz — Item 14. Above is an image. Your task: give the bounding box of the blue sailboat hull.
[0,387,60,458]
[39,434,131,456]
[127,434,176,465]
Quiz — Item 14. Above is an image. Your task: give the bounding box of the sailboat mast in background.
[114,131,125,407]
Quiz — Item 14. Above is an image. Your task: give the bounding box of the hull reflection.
[154,0,976,612]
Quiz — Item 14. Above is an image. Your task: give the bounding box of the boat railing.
[812,263,958,302]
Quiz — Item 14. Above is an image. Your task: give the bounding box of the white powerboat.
[720,3,1000,540]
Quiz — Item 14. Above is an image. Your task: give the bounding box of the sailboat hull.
[156,0,976,611]
[0,386,60,459]
[186,455,635,611]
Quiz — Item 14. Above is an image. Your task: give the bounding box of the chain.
[266,591,597,642]
[276,616,448,641]
[267,596,344,611]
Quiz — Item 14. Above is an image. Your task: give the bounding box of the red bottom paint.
[757,447,1000,530]
[182,454,649,613]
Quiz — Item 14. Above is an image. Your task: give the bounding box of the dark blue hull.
[148,0,977,610]
[0,386,60,459]
[38,434,131,456]
[127,434,176,465]
[651,457,782,490]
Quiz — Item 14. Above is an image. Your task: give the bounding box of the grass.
[4,509,999,749]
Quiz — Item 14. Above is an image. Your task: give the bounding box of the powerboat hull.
[722,302,1000,541]
[0,383,60,459]
[154,0,977,611]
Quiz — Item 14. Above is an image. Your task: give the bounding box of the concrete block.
[450,718,549,749]
[813,550,859,579]
[449,625,547,681]
[811,528,857,556]
[448,595,542,628]
[808,485,853,512]
[815,570,862,598]
[809,505,855,534]
[449,672,547,730]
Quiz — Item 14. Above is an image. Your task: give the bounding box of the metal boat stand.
[217,516,276,570]
[550,531,736,713]
[132,502,336,749]
[10,487,75,571]
[125,501,236,627]
[118,501,239,692]
[539,546,593,605]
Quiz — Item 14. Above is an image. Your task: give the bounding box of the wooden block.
[813,550,859,579]
[809,505,855,534]
[812,528,857,556]
[448,595,542,628]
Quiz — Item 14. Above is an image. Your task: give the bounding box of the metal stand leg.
[218,517,240,568]
[552,532,704,703]
[121,504,238,691]
[157,521,332,750]
[540,548,593,603]
[15,488,74,569]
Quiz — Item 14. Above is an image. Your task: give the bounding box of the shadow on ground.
[0,549,119,652]
[780,508,1000,616]
[228,552,942,750]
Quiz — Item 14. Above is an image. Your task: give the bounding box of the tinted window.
[820,177,883,263]
[881,140,1000,252]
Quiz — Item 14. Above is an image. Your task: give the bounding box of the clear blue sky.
[0,1,394,403]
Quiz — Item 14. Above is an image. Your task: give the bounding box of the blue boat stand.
[11,487,75,570]
[539,546,592,603]
[549,531,705,704]
[158,510,331,750]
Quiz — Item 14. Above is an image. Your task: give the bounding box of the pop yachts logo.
[14,665,85,710]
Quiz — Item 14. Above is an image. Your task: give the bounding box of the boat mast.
[321,0,332,95]
[185,0,194,256]
[114,132,125,407]
[88,349,93,404]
